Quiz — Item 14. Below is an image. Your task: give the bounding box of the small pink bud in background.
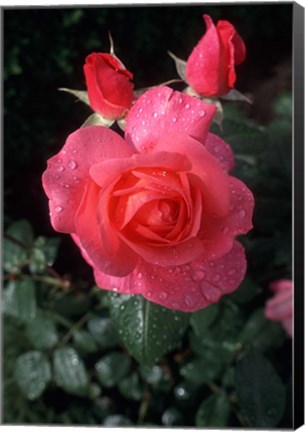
[265,279,293,337]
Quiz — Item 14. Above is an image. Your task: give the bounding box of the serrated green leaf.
[15,351,51,400]
[95,352,131,388]
[190,303,219,334]
[118,372,144,401]
[87,316,120,349]
[73,330,99,353]
[3,220,33,273]
[235,350,286,427]
[3,280,37,322]
[26,313,58,350]
[196,391,231,427]
[108,293,189,366]
[238,308,285,352]
[53,347,89,396]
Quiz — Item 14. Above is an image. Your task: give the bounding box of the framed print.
[2,2,304,429]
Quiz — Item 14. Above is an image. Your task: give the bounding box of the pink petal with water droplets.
[201,176,254,253]
[93,240,246,312]
[205,132,235,173]
[42,126,133,233]
[125,86,216,152]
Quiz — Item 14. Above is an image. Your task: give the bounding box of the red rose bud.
[186,14,246,97]
[84,52,134,120]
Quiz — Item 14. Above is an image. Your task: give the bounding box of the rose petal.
[125,86,216,152]
[42,126,133,233]
[75,179,138,276]
[270,279,293,293]
[93,240,246,312]
[205,132,235,173]
[265,289,293,321]
[89,150,189,187]
[154,131,230,218]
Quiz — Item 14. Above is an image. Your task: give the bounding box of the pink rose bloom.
[84,52,134,119]
[42,86,254,312]
[265,279,293,337]
[186,14,246,97]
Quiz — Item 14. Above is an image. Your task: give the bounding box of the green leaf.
[180,354,223,385]
[235,350,286,427]
[29,236,61,273]
[53,347,89,396]
[118,372,144,401]
[82,112,114,128]
[59,87,90,105]
[227,277,261,304]
[87,316,120,349]
[3,280,37,322]
[73,330,99,353]
[190,303,220,334]
[196,391,231,427]
[53,293,91,317]
[25,313,58,350]
[238,308,285,352]
[168,51,186,81]
[3,220,33,273]
[220,88,252,104]
[108,293,189,366]
[15,351,51,400]
[95,352,131,388]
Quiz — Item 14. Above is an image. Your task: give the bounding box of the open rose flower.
[265,279,293,337]
[42,86,254,312]
[185,14,246,97]
[84,52,134,119]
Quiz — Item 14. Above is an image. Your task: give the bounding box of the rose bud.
[265,279,293,337]
[84,52,134,119]
[186,14,246,97]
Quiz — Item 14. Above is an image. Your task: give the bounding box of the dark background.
[4,3,292,236]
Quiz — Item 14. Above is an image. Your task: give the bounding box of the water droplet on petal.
[222,226,229,234]
[54,206,63,213]
[172,117,177,123]
[68,160,77,170]
[137,272,143,279]
[185,103,190,109]
[57,166,64,172]
[239,209,246,218]
[192,270,206,282]
[159,291,168,300]
[199,110,205,117]
[153,112,158,118]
